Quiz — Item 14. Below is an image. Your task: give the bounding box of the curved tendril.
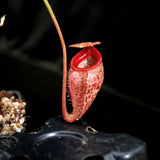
[43,0,76,122]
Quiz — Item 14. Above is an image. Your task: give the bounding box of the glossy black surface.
[0,116,147,160]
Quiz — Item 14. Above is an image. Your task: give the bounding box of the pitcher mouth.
[70,47,102,72]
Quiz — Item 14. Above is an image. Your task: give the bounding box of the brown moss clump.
[0,90,26,135]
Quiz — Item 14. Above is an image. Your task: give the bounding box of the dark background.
[0,0,159,159]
